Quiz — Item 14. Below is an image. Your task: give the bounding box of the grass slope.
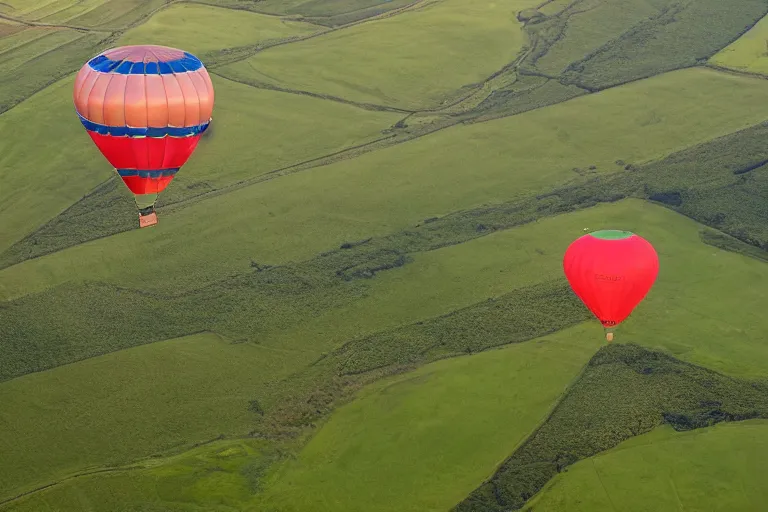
[524,421,768,512]
[0,71,399,257]
[457,343,768,511]
[0,195,598,382]
[0,29,105,114]
[66,0,169,30]
[2,198,767,507]
[710,13,768,76]
[556,0,768,89]
[292,0,418,27]
[0,332,307,502]
[117,3,320,60]
[0,78,110,253]
[199,0,419,26]
[0,329,600,512]
[0,273,587,505]
[218,0,538,110]
[3,438,279,512]
[531,0,661,76]
[0,28,81,72]
[4,118,768,382]
[31,0,110,24]
[3,67,768,299]
[0,26,50,54]
[251,326,603,512]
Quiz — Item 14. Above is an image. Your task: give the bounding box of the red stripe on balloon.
[120,174,177,195]
[87,132,202,170]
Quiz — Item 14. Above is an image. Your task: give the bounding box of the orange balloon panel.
[73,46,214,129]
[73,45,214,202]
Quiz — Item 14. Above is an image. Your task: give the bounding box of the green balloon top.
[589,229,634,240]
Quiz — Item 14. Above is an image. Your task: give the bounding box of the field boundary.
[0,12,108,32]
[0,432,232,506]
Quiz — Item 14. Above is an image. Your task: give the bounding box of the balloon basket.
[605,331,614,342]
[139,212,158,228]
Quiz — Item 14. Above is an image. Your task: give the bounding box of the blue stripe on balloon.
[88,52,203,75]
[78,114,210,138]
[117,168,180,178]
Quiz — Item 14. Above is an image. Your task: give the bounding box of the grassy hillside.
[0,0,117,22]
[1,327,602,512]
[0,29,106,113]
[0,332,307,501]
[3,198,767,509]
[3,438,278,511]
[0,78,109,253]
[197,0,415,25]
[0,71,399,258]
[559,0,768,89]
[458,344,768,511]
[117,3,321,61]
[3,0,768,509]
[253,328,602,512]
[4,68,768,300]
[221,201,768,510]
[2,0,178,28]
[218,0,538,110]
[0,0,174,113]
[524,421,768,511]
[710,13,768,76]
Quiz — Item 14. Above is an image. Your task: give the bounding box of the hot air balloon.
[73,45,214,228]
[563,230,659,341]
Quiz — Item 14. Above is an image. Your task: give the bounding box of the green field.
[711,13,768,75]
[0,0,168,29]
[551,0,768,90]
[0,332,308,501]
[4,68,768,300]
[0,28,102,113]
[3,198,767,509]
[0,25,67,51]
[197,0,414,23]
[525,421,768,511]
[531,0,661,75]
[0,328,602,511]
[0,207,587,504]
[257,198,768,375]
[254,327,602,512]
[210,200,768,510]
[64,0,170,30]
[4,438,276,511]
[0,28,80,71]
[3,0,768,510]
[219,0,538,110]
[0,0,85,20]
[0,78,108,253]
[21,0,109,24]
[117,3,321,58]
[0,68,399,257]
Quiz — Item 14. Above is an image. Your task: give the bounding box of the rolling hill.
[1,0,767,510]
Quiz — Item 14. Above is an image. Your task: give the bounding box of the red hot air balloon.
[73,45,214,228]
[563,230,659,341]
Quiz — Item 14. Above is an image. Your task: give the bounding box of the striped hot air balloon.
[73,45,214,227]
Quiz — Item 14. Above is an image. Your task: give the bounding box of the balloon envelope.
[563,230,659,333]
[73,45,214,223]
